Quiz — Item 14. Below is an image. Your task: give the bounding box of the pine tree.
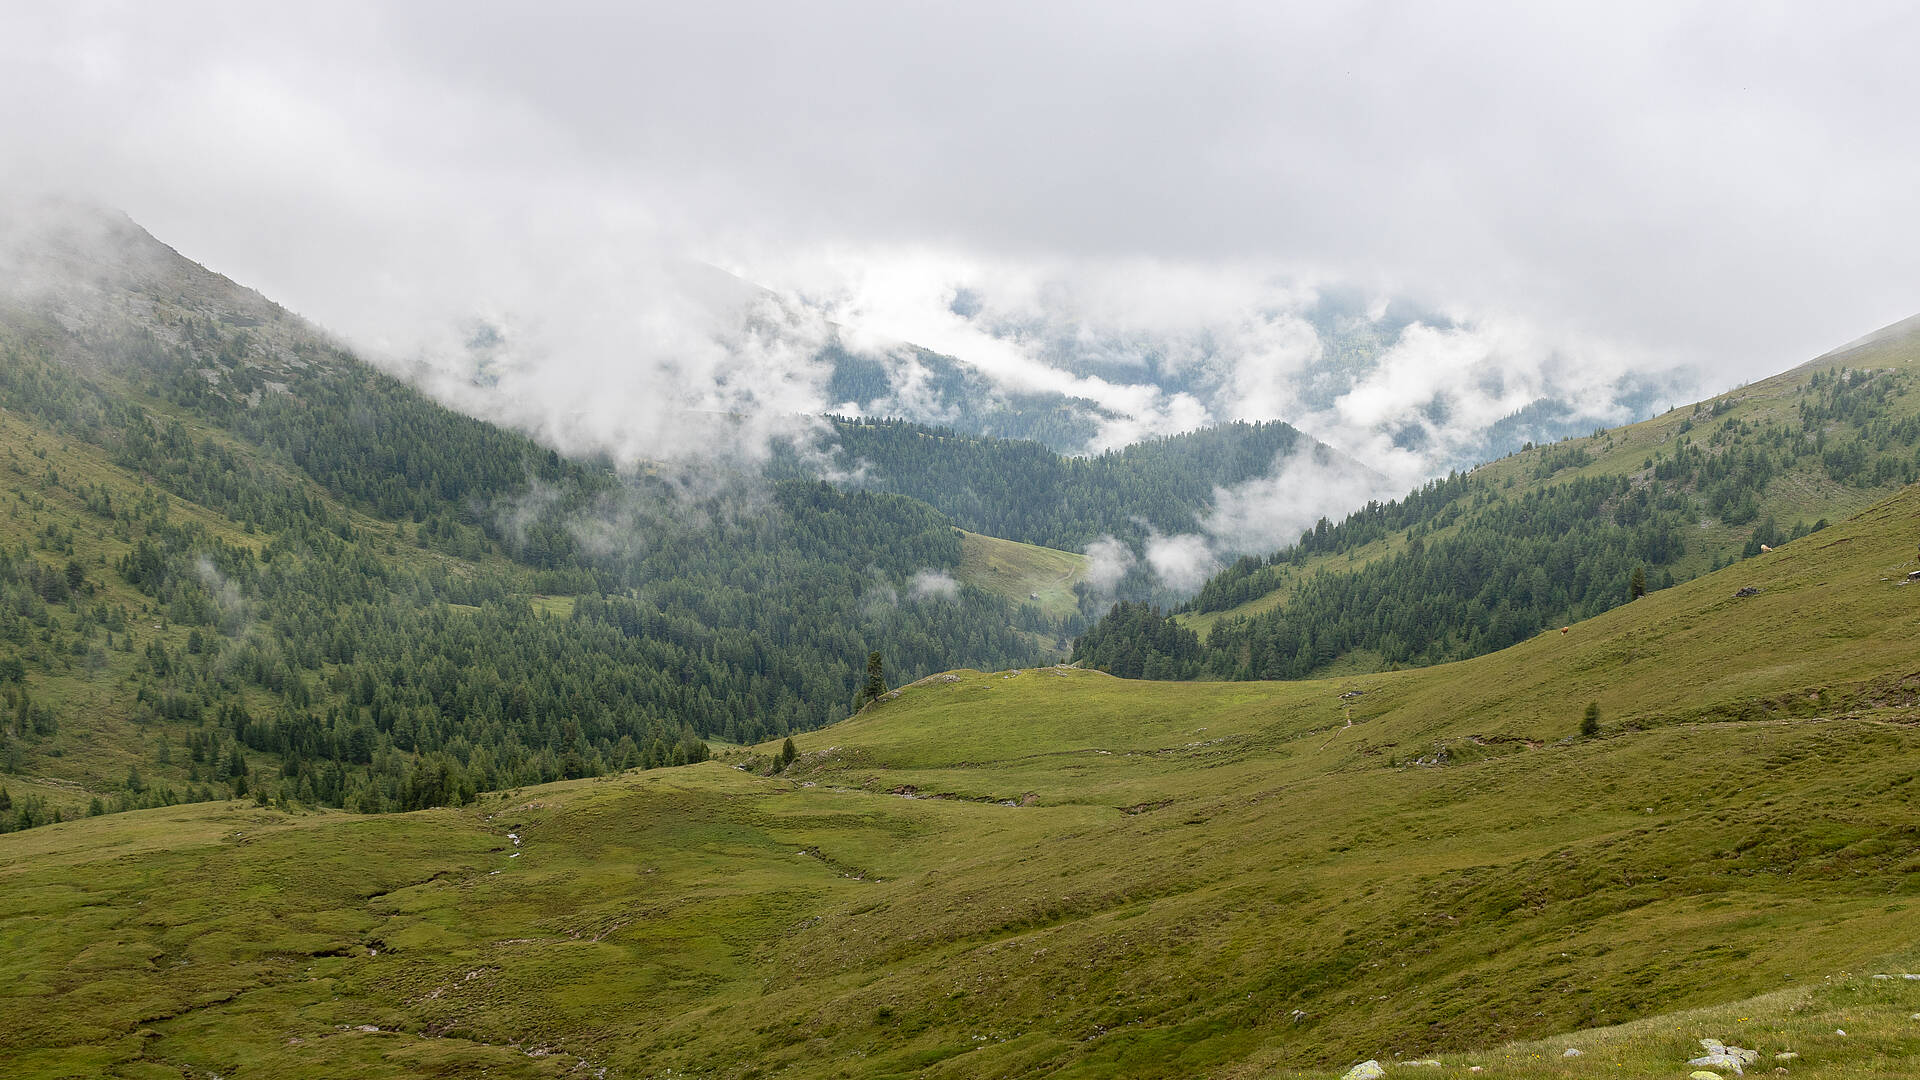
[863,651,887,704]
[1630,565,1646,599]
[780,737,797,770]
[1581,702,1601,738]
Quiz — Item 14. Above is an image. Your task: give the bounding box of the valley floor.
[8,482,1920,1077]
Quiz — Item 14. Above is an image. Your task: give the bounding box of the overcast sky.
[3,2,1917,414]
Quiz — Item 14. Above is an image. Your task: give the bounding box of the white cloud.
[1201,449,1399,555]
[1081,536,1136,593]
[1143,533,1218,594]
[0,0,1908,488]
[908,569,962,601]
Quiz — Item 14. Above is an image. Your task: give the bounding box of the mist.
[4,1,1916,575]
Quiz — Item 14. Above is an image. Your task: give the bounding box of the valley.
[5,458,1920,1077]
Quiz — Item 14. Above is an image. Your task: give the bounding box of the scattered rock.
[1692,1073,1723,1080]
[1734,586,1761,598]
[1834,1029,1846,1036]
[1773,1052,1798,1061]
[1400,1060,1441,1067]
[1340,1061,1386,1080]
[1563,1047,1583,1057]
[1689,1038,1759,1074]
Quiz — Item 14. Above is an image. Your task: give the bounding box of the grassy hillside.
[1119,314,1920,676]
[7,474,1920,1077]
[957,529,1087,623]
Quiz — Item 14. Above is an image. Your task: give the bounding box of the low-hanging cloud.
[2,1,1909,520]
[1200,447,1401,556]
[908,569,962,601]
[1072,446,1403,599]
[1081,536,1137,594]
[1142,532,1218,595]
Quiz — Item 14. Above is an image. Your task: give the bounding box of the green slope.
[956,529,1087,622]
[1108,313,1920,677]
[7,476,1920,1077]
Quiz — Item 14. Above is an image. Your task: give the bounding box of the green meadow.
[6,470,1920,1077]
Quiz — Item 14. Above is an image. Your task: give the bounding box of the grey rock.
[1341,1062,1386,1080]
[1689,1038,1759,1074]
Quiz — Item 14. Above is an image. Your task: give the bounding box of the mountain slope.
[1080,313,1920,679]
[794,415,1367,554]
[6,471,1920,1077]
[0,207,1065,823]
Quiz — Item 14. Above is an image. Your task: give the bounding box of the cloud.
[388,260,842,467]
[2,1,1914,488]
[1201,448,1400,555]
[1143,533,1218,595]
[1081,536,1136,593]
[908,569,961,601]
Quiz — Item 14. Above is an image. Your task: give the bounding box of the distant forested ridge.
[1076,361,1920,682]
[781,415,1338,552]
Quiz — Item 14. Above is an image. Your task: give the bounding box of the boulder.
[1688,1038,1760,1074]
[1563,1048,1583,1057]
[1341,1062,1387,1080]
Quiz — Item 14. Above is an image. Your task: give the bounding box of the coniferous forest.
[0,296,1054,826]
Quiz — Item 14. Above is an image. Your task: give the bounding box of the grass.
[6,475,1920,1076]
[957,529,1087,623]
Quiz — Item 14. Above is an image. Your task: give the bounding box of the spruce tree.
[1581,702,1601,738]
[1630,565,1646,599]
[863,651,887,703]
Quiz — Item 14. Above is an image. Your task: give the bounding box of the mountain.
[1074,313,1920,679]
[0,205,1082,822]
[7,446,1920,1077]
[0,205,1379,823]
